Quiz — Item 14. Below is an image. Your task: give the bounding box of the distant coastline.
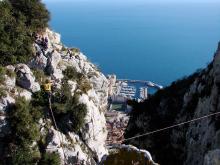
[45,1,220,86]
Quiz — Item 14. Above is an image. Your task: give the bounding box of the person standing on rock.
[67,48,73,59]
[75,152,81,165]
[43,79,53,100]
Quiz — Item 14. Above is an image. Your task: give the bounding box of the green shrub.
[63,66,82,81]
[9,0,50,31]
[30,90,48,121]
[7,97,42,164]
[6,68,16,78]
[0,87,7,98]
[52,82,72,114]
[61,46,67,52]
[52,102,67,114]
[63,66,92,93]
[52,88,87,133]
[70,47,80,54]
[78,79,92,93]
[51,82,87,132]
[0,66,6,84]
[32,90,48,107]
[67,97,87,132]
[0,0,50,65]
[30,105,44,122]
[39,152,61,165]
[10,146,39,165]
[33,69,47,83]
[9,97,40,145]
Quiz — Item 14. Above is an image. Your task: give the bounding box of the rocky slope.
[100,144,158,165]
[125,43,220,165]
[0,29,109,164]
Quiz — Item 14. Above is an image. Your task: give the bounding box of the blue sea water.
[44,1,220,86]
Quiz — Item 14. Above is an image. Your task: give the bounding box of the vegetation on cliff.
[0,0,50,65]
[125,61,218,165]
[3,82,87,164]
[2,97,60,164]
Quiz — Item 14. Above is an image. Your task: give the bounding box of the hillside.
[0,1,110,164]
[0,27,111,164]
[0,1,159,164]
[125,43,220,165]
[1,0,219,165]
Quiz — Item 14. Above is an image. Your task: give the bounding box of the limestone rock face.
[15,64,40,92]
[36,29,110,164]
[100,144,158,165]
[0,94,15,137]
[45,128,96,165]
[46,51,61,72]
[44,29,109,164]
[0,28,110,165]
[79,94,108,161]
[18,89,32,100]
[4,75,16,91]
[45,28,61,45]
[44,50,64,81]
[68,80,77,95]
[204,149,220,165]
[125,44,220,165]
[5,66,16,87]
[28,47,47,70]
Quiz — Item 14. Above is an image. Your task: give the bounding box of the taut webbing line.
[48,96,67,164]
[124,111,220,142]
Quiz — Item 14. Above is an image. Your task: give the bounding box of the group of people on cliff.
[33,32,49,55]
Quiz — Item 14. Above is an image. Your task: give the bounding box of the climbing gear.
[48,96,67,164]
[138,137,142,164]
[123,111,220,142]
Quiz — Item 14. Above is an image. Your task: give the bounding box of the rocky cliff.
[0,29,109,164]
[125,43,220,165]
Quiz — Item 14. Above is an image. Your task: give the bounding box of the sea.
[44,0,220,87]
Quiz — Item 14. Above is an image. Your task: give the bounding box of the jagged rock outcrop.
[79,93,108,161]
[46,50,63,80]
[204,149,220,165]
[100,144,158,165]
[44,128,95,165]
[42,29,109,164]
[15,64,41,92]
[125,43,220,165]
[29,45,48,70]
[0,94,14,138]
[0,29,109,164]
[43,29,109,163]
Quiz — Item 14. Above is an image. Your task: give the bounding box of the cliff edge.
[0,29,109,165]
[125,43,220,165]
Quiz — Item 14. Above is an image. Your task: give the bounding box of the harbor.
[105,75,163,145]
[108,75,163,103]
